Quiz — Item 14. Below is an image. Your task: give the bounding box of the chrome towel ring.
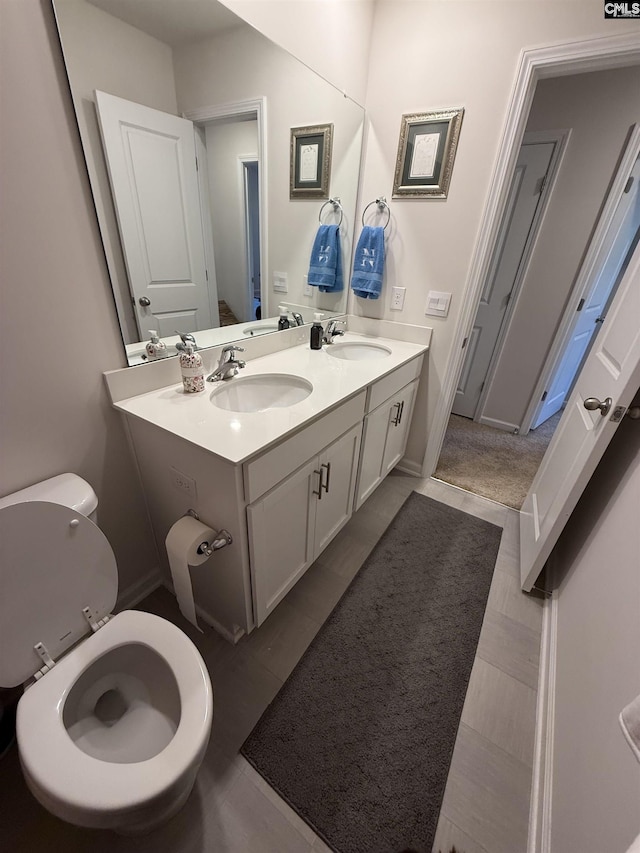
[361,196,391,230]
[319,197,344,227]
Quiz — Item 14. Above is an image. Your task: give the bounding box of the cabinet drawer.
[366,355,423,412]
[243,391,366,503]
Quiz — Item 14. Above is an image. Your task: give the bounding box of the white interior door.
[520,238,640,591]
[453,141,556,418]
[95,91,212,338]
[532,155,640,429]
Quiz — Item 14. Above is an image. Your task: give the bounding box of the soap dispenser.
[179,341,204,393]
[277,305,291,330]
[310,313,324,350]
[145,330,166,361]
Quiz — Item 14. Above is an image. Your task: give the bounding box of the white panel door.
[95,91,212,337]
[532,155,640,428]
[520,238,640,591]
[453,142,555,418]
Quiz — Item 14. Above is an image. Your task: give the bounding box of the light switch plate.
[425,290,452,317]
[273,271,288,293]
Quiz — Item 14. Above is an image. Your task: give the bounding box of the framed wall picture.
[290,124,333,199]
[392,109,464,199]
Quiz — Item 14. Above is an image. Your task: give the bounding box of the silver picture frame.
[290,123,333,199]
[392,109,464,199]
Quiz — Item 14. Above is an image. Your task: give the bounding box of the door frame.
[423,32,640,477]
[471,129,570,428]
[240,157,260,322]
[520,123,640,434]
[183,97,268,320]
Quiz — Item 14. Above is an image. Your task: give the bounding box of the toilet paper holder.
[186,509,232,556]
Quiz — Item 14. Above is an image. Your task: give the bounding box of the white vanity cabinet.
[247,423,361,625]
[109,335,428,641]
[355,358,422,511]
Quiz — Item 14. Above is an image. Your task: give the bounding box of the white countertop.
[114,332,428,464]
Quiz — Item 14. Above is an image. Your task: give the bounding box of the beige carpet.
[434,412,562,509]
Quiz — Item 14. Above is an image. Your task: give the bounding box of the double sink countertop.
[113,332,428,465]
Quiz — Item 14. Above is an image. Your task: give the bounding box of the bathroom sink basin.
[210,374,313,413]
[243,324,279,336]
[326,341,392,361]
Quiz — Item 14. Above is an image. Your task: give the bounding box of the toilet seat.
[17,609,212,820]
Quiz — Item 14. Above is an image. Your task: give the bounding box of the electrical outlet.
[273,271,288,293]
[170,467,197,500]
[390,286,406,311]
[303,274,312,297]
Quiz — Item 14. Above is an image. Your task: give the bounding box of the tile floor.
[0,475,544,853]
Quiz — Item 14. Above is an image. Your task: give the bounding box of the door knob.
[138,297,151,307]
[583,396,612,417]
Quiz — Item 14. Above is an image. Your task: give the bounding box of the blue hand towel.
[350,226,385,299]
[307,224,343,293]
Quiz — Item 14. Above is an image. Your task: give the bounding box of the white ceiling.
[87,0,242,46]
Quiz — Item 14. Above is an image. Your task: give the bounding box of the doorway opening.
[433,64,640,508]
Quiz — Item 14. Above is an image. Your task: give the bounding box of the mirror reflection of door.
[95,90,214,339]
[95,90,261,338]
[243,161,262,322]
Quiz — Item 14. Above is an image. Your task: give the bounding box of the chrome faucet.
[323,319,346,344]
[206,345,246,382]
[175,331,197,353]
[291,311,304,327]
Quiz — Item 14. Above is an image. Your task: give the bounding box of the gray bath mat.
[241,491,502,853]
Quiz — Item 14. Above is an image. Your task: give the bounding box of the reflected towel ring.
[361,197,391,231]
[319,197,344,227]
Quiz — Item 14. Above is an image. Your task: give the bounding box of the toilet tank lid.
[0,474,98,517]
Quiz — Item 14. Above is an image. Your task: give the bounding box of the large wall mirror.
[53,0,365,365]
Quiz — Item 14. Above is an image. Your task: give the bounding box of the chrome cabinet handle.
[321,462,331,494]
[398,400,405,424]
[313,468,324,499]
[138,296,151,307]
[584,396,612,417]
[391,402,402,426]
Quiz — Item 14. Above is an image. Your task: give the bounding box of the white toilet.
[0,474,213,834]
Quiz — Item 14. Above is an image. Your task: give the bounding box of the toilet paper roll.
[165,515,217,632]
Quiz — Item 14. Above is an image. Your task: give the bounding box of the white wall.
[205,119,258,322]
[218,0,375,106]
[482,67,640,430]
[358,0,640,470]
[54,0,178,344]
[547,404,640,853]
[0,0,158,600]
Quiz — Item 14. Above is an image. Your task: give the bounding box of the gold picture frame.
[290,124,333,199]
[392,109,464,199]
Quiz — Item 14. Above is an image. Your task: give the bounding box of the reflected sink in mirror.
[243,324,279,337]
[210,374,313,413]
[326,342,392,361]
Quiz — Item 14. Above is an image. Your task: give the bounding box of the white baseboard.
[116,566,162,611]
[478,415,520,433]
[528,591,558,853]
[396,458,422,477]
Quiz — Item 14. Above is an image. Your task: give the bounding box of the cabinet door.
[247,458,318,626]
[381,379,419,477]
[354,401,392,510]
[313,424,362,556]
[354,379,419,511]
